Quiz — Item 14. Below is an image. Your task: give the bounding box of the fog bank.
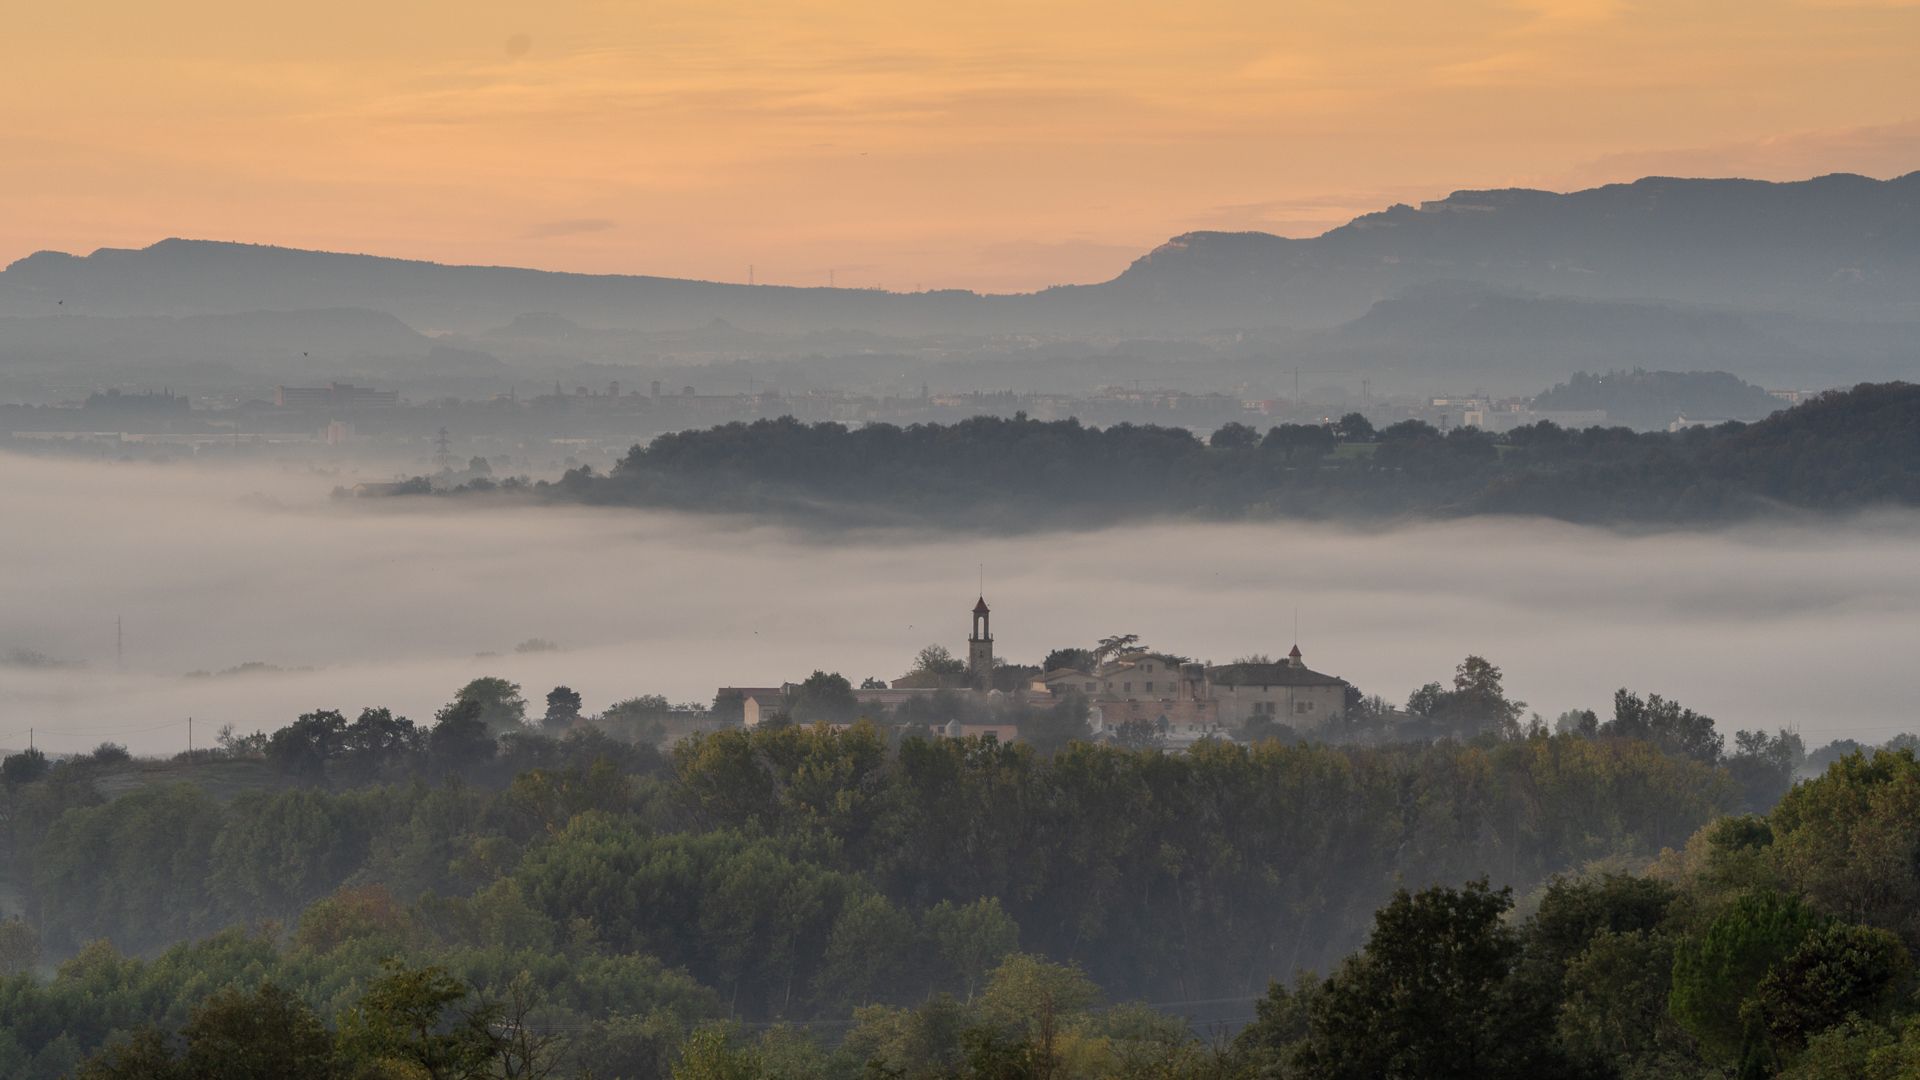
[3,453,1915,755]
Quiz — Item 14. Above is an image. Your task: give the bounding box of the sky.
[4,0,1918,292]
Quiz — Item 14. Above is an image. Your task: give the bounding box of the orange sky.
[4,1,1917,292]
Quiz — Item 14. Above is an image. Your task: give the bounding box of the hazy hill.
[4,172,1916,338]
[1076,172,1920,328]
[1298,282,1814,387]
[1531,370,1786,430]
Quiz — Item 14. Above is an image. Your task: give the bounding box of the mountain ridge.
[4,171,1918,336]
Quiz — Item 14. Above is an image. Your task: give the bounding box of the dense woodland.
[511,381,1920,527]
[0,657,1899,1078]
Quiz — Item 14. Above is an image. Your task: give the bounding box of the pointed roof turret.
[974,596,990,615]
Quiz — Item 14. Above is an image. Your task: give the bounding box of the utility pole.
[748,264,755,286]
[828,268,836,288]
[116,616,123,671]
[187,716,193,762]
[1362,378,1371,404]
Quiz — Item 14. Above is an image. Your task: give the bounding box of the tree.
[74,1030,185,1080]
[1210,422,1260,449]
[1040,647,1095,674]
[1091,634,1145,669]
[179,982,337,1080]
[265,710,348,781]
[1450,655,1525,735]
[339,706,422,780]
[1335,412,1376,441]
[447,677,528,734]
[429,699,497,774]
[1297,880,1555,1079]
[1751,922,1911,1051]
[542,686,583,731]
[1670,889,1824,1064]
[1727,728,1806,811]
[925,897,1021,1001]
[910,645,967,680]
[673,1027,763,1080]
[790,671,858,724]
[340,962,496,1080]
[1,747,48,787]
[1605,689,1723,764]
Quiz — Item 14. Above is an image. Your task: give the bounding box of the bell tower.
[968,596,994,691]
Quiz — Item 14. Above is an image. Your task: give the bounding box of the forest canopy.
[0,660,1897,1078]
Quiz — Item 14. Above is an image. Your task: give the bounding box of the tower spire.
[968,593,993,691]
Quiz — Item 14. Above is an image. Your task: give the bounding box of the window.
[1295,701,1311,714]
[1123,682,1132,692]
[1145,681,1154,693]
[1084,682,1096,693]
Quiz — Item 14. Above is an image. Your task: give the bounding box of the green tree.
[925,897,1020,1001]
[179,982,337,1080]
[265,709,347,781]
[542,685,584,731]
[447,677,528,734]
[1751,922,1911,1052]
[1297,880,1554,1079]
[340,962,495,1080]
[429,699,497,774]
[1606,689,1723,764]
[1210,422,1261,449]
[73,1030,184,1080]
[1040,647,1095,674]
[673,1026,764,1080]
[1335,412,1376,441]
[1,747,49,787]
[1670,889,1824,1064]
[790,671,858,725]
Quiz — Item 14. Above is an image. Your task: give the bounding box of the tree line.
[481,381,1920,527]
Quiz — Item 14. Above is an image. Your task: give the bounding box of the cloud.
[524,218,617,239]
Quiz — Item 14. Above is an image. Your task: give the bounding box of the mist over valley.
[4,452,1912,757]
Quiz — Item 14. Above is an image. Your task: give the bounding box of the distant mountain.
[1070,172,1920,328]
[3,172,1916,337]
[1294,282,1814,386]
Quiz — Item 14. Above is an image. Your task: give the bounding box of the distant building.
[1039,644,1350,737]
[968,596,994,691]
[275,383,399,409]
[720,596,1353,746]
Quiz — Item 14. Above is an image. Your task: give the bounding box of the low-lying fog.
[3,452,1916,756]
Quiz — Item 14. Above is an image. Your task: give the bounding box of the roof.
[973,596,991,615]
[1205,662,1346,688]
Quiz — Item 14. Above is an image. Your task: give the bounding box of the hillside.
[525,382,1920,527]
[4,172,1917,337]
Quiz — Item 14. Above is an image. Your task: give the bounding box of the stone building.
[1037,644,1349,738]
